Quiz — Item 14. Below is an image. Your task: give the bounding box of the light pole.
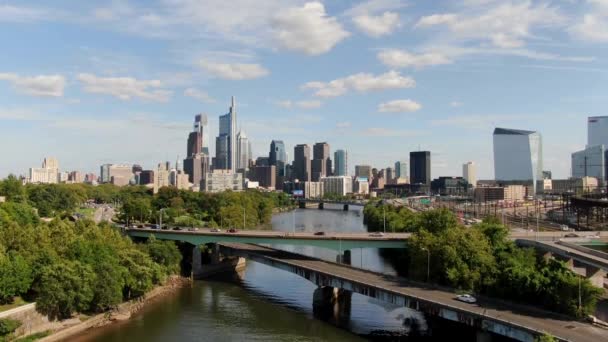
[159,208,166,229]
[578,275,582,314]
[422,247,430,282]
[383,205,386,233]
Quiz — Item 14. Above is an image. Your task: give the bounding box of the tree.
[36,260,95,320]
[142,237,181,275]
[0,249,33,303]
[0,175,26,202]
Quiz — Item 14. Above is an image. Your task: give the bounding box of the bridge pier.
[336,250,351,265]
[318,203,324,210]
[476,331,493,342]
[585,266,607,288]
[312,286,352,323]
[192,243,247,279]
[192,245,204,278]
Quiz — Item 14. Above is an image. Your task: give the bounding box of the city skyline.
[1,1,606,178]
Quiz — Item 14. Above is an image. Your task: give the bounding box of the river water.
[73,205,481,341]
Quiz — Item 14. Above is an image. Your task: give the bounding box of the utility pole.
[383,205,386,233]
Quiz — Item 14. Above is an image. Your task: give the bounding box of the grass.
[14,331,50,342]
[0,297,29,313]
[75,207,95,220]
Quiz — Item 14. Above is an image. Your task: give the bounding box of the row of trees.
[0,199,181,320]
[364,203,602,317]
[0,176,293,229]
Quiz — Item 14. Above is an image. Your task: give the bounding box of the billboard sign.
[292,190,304,197]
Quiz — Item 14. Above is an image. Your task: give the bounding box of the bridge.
[217,243,606,342]
[296,198,366,210]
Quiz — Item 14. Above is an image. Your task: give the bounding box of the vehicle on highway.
[173,227,182,231]
[455,294,477,304]
[210,228,221,232]
[161,225,169,230]
[369,232,384,237]
[560,224,569,231]
[228,228,238,233]
[187,227,199,231]
[314,231,325,236]
[131,224,138,229]
[564,233,579,238]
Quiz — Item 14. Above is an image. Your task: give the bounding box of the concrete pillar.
[476,331,492,342]
[336,250,351,265]
[585,266,607,288]
[312,286,352,323]
[343,204,349,211]
[211,243,221,264]
[318,202,324,210]
[192,245,203,278]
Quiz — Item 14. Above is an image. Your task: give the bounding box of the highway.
[222,243,608,342]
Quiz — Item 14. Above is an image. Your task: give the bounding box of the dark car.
[564,233,579,238]
[228,228,238,233]
[314,231,325,236]
[173,227,183,231]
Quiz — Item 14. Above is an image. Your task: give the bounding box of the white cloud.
[336,121,351,129]
[570,0,608,43]
[272,2,350,55]
[77,73,171,102]
[0,73,65,97]
[378,99,421,113]
[415,3,564,48]
[377,49,452,68]
[276,99,322,109]
[302,70,415,98]
[184,88,215,103]
[344,0,407,17]
[450,101,463,107]
[361,127,425,137]
[353,12,400,37]
[0,5,52,23]
[199,59,269,80]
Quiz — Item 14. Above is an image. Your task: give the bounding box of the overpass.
[218,243,606,342]
[296,198,366,210]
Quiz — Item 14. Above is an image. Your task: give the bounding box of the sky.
[1,0,607,180]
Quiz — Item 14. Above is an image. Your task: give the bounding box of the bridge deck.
[516,239,608,272]
[221,243,607,342]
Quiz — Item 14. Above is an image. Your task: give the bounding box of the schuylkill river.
[73,205,486,342]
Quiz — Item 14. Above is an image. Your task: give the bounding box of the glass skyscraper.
[493,128,543,184]
[334,149,347,176]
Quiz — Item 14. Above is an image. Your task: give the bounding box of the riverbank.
[14,276,191,342]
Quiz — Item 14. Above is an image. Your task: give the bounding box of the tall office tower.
[215,97,237,171]
[29,157,60,184]
[184,114,210,187]
[394,161,407,178]
[269,140,287,184]
[462,161,477,188]
[588,116,608,148]
[229,97,237,171]
[355,165,372,181]
[334,150,347,176]
[293,144,311,182]
[386,167,395,183]
[236,130,251,171]
[214,135,230,170]
[311,142,330,181]
[194,114,209,155]
[42,157,58,169]
[100,164,112,183]
[572,145,607,183]
[410,151,431,185]
[493,128,543,184]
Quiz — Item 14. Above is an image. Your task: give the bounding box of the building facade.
[571,144,607,184]
[394,161,407,179]
[236,130,252,172]
[355,165,372,181]
[293,144,311,182]
[334,150,347,176]
[493,128,543,185]
[203,170,243,192]
[312,142,330,181]
[321,176,352,197]
[410,151,431,185]
[462,161,477,188]
[588,116,608,147]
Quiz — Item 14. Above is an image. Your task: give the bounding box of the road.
[222,243,608,342]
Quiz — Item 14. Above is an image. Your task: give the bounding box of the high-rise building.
[394,161,407,179]
[214,135,230,170]
[334,149,348,176]
[312,142,330,181]
[252,165,276,189]
[321,176,352,197]
[462,161,477,188]
[215,97,237,172]
[572,145,607,183]
[184,114,210,188]
[293,144,311,182]
[154,162,171,193]
[588,116,608,148]
[269,140,287,185]
[203,170,243,192]
[236,130,252,172]
[100,164,112,183]
[355,165,372,181]
[29,157,59,184]
[410,151,431,185]
[194,114,209,155]
[386,167,395,184]
[493,128,543,184]
[139,170,155,185]
[108,164,133,186]
[42,157,58,169]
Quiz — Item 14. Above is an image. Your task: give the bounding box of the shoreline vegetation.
[0,176,291,341]
[363,201,602,318]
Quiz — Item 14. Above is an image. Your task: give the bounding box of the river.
[73,205,483,341]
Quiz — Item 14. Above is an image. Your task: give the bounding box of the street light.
[421,247,430,282]
[158,208,166,229]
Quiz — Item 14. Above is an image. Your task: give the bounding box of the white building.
[462,161,477,188]
[304,181,324,199]
[588,116,608,147]
[321,176,352,197]
[394,161,408,179]
[154,163,171,193]
[203,170,243,192]
[572,145,606,184]
[354,177,369,195]
[28,157,59,184]
[493,128,543,189]
[236,130,252,171]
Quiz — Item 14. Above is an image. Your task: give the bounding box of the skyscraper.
[588,116,608,148]
[185,114,210,187]
[312,142,330,181]
[215,97,237,172]
[355,165,372,181]
[394,161,407,179]
[462,161,477,188]
[334,149,348,176]
[410,151,431,185]
[236,130,252,171]
[187,114,208,157]
[493,128,543,183]
[269,140,287,185]
[293,144,311,182]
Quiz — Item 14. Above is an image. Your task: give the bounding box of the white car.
[455,294,477,304]
[210,228,221,232]
[369,232,385,237]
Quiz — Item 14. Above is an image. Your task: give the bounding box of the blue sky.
[1,0,607,179]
